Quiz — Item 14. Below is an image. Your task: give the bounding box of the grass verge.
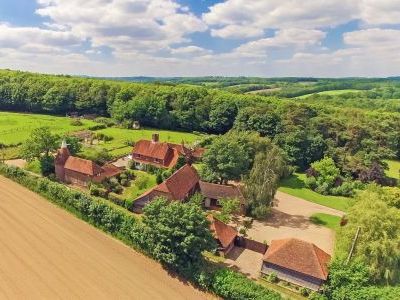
[309,213,341,230]
[279,173,351,212]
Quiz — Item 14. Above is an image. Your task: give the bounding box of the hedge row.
[0,164,282,300]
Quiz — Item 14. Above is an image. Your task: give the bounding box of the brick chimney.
[152,133,159,143]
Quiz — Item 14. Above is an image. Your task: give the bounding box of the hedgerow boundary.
[0,164,281,300]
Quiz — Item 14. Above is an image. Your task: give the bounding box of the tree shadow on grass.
[279,173,306,189]
[309,215,327,226]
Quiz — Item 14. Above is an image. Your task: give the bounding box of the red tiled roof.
[208,215,237,248]
[155,164,199,200]
[139,164,199,202]
[64,156,103,176]
[132,140,180,168]
[133,140,171,160]
[199,181,244,203]
[263,238,331,280]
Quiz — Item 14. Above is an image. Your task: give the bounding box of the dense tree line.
[0,70,399,174]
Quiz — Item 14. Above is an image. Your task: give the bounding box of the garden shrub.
[267,272,278,283]
[95,117,116,127]
[70,118,83,126]
[210,269,281,300]
[108,192,126,207]
[88,124,107,131]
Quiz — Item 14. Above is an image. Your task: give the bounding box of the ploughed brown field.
[0,175,212,300]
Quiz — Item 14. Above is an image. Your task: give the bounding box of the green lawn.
[296,89,364,99]
[81,127,206,158]
[0,112,97,145]
[309,213,341,230]
[0,111,207,159]
[279,173,351,212]
[385,159,400,180]
[121,171,157,201]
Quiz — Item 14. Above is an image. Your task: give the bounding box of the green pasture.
[296,89,365,99]
[0,112,206,159]
[279,173,351,212]
[0,112,97,145]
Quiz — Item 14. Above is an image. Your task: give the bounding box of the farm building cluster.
[52,132,331,291]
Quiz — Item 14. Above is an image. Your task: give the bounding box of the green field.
[309,213,341,230]
[82,127,206,158]
[0,112,97,145]
[296,89,364,99]
[279,173,351,212]
[385,159,400,179]
[0,111,206,159]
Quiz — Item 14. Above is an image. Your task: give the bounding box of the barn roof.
[64,156,103,176]
[137,164,199,202]
[199,181,244,202]
[208,215,237,248]
[133,140,171,160]
[263,238,331,280]
[155,164,199,200]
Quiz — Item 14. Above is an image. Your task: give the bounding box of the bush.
[267,272,278,283]
[70,118,83,126]
[95,117,116,127]
[120,178,128,187]
[88,124,107,131]
[300,287,311,297]
[108,192,126,207]
[304,176,317,190]
[90,185,108,198]
[136,176,149,190]
[210,269,281,300]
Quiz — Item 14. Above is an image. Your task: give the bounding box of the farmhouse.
[133,164,246,213]
[134,164,200,211]
[131,133,204,169]
[55,140,122,186]
[200,181,245,213]
[261,238,331,291]
[208,215,238,256]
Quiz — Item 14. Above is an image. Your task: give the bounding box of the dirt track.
[0,175,211,300]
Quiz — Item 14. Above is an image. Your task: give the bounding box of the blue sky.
[0,0,399,77]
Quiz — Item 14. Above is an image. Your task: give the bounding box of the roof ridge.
[312,244,329,279]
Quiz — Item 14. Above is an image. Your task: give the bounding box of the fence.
[235,236,268,254]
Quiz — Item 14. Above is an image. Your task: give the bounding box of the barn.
[261,238,331,291]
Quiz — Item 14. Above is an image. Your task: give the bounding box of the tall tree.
[142,198,215,275]
[21,127,59,161]
[244,146,287,218]
[202,135,250,183]
[336,186,400,284]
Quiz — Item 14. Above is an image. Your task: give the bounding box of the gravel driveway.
[246,191,345,254]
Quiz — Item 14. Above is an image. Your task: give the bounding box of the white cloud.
[360,0,400,25]
[203,0,358,35]
[235,28,326,56]
[0,23,82,49]
[36,0,207,55]
[170,46,211,56]
[0,0,400,77]
[211,25,264,39]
